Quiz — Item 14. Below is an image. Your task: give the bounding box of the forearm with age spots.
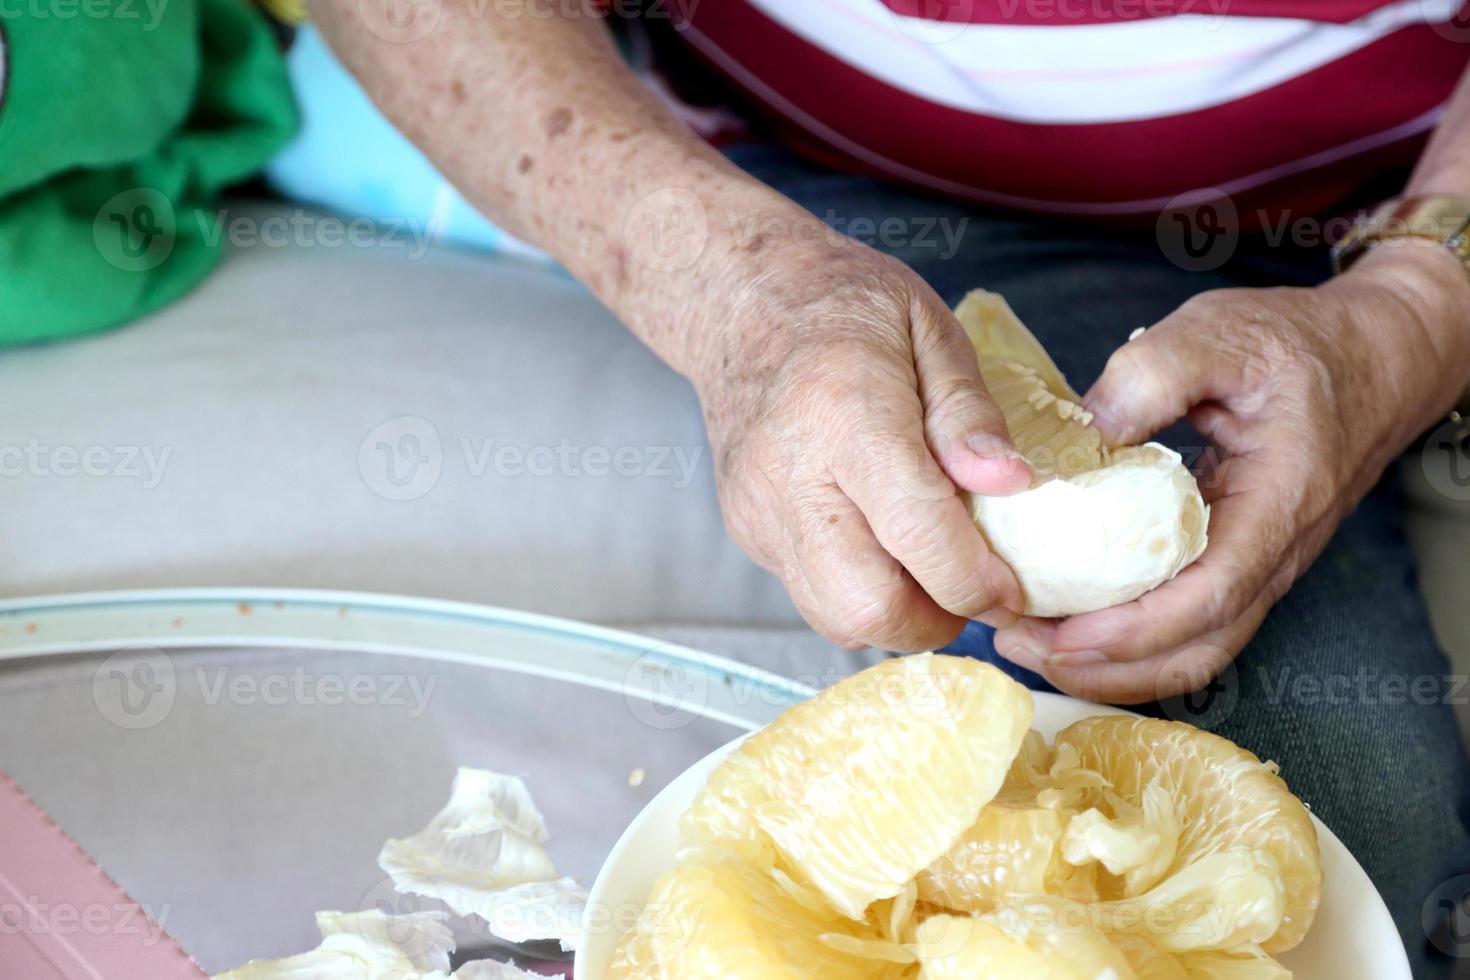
[308,0,805,378]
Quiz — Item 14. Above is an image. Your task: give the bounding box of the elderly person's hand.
[683,231,1032,651]
[993,240,1470,703]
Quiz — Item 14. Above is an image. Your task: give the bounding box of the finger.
[1035,590,1271,704]
[834,413,1025,624]
[1083,301,1252,447]
[992,617,1059,675]
[782,478,969,651]
[910,292,1032,496]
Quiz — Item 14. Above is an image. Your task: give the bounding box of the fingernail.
[993,628,1044,668]
[967,434,1023,460]
[977,607,1020,629]
[1045,649,1108,668]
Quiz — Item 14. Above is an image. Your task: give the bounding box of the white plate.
[577,691,1410,979]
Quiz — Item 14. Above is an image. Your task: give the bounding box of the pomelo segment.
[605,857,912,980]
[1052,717,1321,953]
[917,802,1065,913]
[1184,949,1294,979]
[1094,931,1295,980]
[914,903,1137,980]
[681,654,1033,920]
[1111,932,1192,980]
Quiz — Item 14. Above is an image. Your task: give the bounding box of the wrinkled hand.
[995,241,1470,703]
[690,238,1032,651]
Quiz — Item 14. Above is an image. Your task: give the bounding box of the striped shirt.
[672,0,1470,217]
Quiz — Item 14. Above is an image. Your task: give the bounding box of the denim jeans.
[727,143,1470,978]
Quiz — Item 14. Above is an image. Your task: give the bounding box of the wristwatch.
[1331,195,1470,275]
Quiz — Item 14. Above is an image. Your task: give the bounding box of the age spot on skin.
[517,154,534,174]
[545,107,573,138]
[450,79,466,103]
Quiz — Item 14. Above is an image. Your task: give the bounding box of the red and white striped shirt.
[672,0,1470,217]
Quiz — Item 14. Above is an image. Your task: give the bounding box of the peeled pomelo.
[1184,949,1294,979]
[955,290,1208,617]
[1052,717,1321,953]
[916,802,1066,913]
[1111,932,1192,980]
[914,902,1137,979]
[681,654,1033,919]
[610,659,1323,976]
[606,857,913,979]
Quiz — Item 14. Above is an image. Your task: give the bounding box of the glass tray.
[0,589,811,973]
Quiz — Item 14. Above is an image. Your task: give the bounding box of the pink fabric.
[678,1,1470,217]
[0,770,205,980]
[880,0,1415,25]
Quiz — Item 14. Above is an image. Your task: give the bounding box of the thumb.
[913,298,1032,496]
[1083,317,1214,447]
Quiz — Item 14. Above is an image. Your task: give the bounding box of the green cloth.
[0,0,298,344]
